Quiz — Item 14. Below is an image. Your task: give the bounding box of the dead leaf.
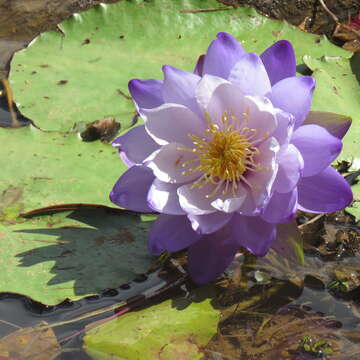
[0,322,61,360]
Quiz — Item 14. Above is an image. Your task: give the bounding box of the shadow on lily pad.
[8,208,155,304]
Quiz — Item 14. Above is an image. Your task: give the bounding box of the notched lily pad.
[9,0,349,132]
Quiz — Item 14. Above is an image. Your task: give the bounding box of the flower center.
[178,110,265,197]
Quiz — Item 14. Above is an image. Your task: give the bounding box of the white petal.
[211,184,247,213]
[188,212,233,234]
[241,96,277,142]
[147,143,200,184]
[147,179,185,215]
[195,74,229,114]
[205,82,246,128]
[142,103,205,146]
[177,182,217,215]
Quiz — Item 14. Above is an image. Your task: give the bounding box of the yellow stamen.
[178,110,265,197]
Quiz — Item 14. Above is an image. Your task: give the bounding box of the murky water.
[0,258,187,359]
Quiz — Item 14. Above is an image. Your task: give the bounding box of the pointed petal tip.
[194,54,205,76]
[298,166,353,213]
[302,75,316,90]
[109,187,126,207]
[128,78,164,109]
[128,78,142,93]
[273,39,294,51]
[216,32,237,42]
[303,111,352,139]
[162,64,175,74]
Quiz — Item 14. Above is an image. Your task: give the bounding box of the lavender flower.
[110,33,353,284]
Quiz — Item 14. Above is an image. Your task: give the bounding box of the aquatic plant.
[110,32,353,284]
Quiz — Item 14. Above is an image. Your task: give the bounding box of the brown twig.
[116,88,132,100]
[319,0,360,37]
[1,79,20,128]
[216,0,239,7]
[298,213,325,230]
[318,0,339,22]
[180,6,233,13]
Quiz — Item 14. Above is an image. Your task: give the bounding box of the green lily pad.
[303,55,360,164]
[0,125,126,217]
[10,0,349,132]
[303,55,360,219]
[84,299,220,360]
[0,207,155,305]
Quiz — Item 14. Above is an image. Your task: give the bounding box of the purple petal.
[203,32,245,79]
[230,214,277,256]
[269,76,315,129]
[194,54,205,76]
[187,212,233,234]
[260,40,296,85]
[142,103,205,147]
[110,166,154,212]
[161,65,201,116]
[149,214,201,255]
[147,178,185,215]
[128,79,163,109]
[229,53,271,96]
[147,142,200,184]
[246,137,279,207]
[271,110,295,146]
[273,144,304,193]
[292,124,342,177]
[237,191,259,216]
[272,220,303,264]
[261,188,298,223]
[303,111,352,139]
[119,151,135,168]
[112,125,160,165]
[187,226,239,284]
[298,166,353,213]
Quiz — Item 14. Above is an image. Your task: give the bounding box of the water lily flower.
[110,33,353,284]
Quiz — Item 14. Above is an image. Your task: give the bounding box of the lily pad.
[0,208,155,305]
[303,55,360,164]
[84,299,220,360]
[303,55,360,219]
[10,0,349,132]
[0,126,126,217]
